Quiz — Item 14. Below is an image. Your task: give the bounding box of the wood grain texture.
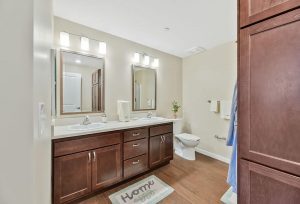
[53,133,121,157]
[239,8,300,176]
[123,138,148,160]
[239,0,300,27]
[149,124,173,137]
[54,151,92,204]
[77,153,229,204]
[123,128,149,142]
[239,159,300,204]
[91,145,122,191]
[123,154,148,179]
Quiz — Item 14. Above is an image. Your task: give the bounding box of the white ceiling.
[53,0,237,58]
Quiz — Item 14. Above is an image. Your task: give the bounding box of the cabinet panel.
[149,135,163,168]
[92,144,122,191]
[239,9,300,175]
[54,132,121,157]
[124,138,148,160]
[124,154,148,178]
[239,159,300,204]
[240,0,300,27]
[161,134,173,161]
[150,124,172,137]
[54,151,91,204]
[124,128,148,142]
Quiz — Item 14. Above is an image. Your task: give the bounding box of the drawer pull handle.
[132,132,140,137]
[93,151,96,162]
[133,144,140,147]
[132,160,140,165]
[88,152,91,162]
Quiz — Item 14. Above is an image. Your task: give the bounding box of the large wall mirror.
[132,65,157,111]
[60,50,105,115]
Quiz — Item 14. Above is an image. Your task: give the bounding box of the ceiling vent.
[186,46,206,55]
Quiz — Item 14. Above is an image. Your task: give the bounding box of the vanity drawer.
[123,154,148,178]
[53,132,121,157]
[124,138,148,160]
[150,123,173,137]
[124,128,149,142]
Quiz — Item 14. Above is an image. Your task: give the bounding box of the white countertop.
[53,117,176,140]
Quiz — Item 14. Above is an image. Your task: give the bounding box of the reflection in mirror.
[60,50,104,114]
[132,66,157,111]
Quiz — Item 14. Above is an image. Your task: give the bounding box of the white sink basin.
[69,123,105,131]
[138,117,165,121]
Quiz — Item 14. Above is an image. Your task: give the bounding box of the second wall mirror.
[60,50,105,115]
[132,65,157,111]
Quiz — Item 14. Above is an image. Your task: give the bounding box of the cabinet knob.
[132,132,140,137]
[132,160,140,165]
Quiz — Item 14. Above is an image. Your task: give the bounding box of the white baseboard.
[195,147,230,164]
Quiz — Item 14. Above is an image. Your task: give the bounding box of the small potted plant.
[172,101,181,119]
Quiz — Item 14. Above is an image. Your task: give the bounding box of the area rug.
[109,175,174,204]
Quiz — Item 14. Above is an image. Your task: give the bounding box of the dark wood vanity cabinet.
[238,2,300,203]
[52,123,173,204]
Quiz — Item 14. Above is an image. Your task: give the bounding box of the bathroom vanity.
[52,121,173,204]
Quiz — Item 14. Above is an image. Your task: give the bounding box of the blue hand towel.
[227,83,237,193]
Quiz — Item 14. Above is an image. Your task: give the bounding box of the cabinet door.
[161,133,173,161]
[240,0,300,27]
[54,151,91,204]
[239,9,300,176]
[149,135,163,168]
[91,144,122,191]
[239,159,300,204]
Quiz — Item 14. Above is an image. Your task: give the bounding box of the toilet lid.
[175,133,200,141]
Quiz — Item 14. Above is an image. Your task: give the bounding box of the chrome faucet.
[82,115,91,125]
[147,111,153,118]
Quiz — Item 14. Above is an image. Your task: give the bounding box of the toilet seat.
[176,133,200,141]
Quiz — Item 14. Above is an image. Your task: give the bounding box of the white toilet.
[173,119,201,160]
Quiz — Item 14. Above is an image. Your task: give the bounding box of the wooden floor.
[79,153,229,204]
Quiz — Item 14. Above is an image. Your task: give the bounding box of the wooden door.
[53,151,91,204]
[239,9,300,176]
[161,133,173,161]
[239,0,300,27]
[91,144,122,191]
[149,135,163,168]
[239,159,300,204]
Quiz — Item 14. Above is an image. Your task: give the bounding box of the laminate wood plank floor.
[78,153,229,204]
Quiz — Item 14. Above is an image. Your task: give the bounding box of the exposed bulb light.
[152,58,159,68]
[132,53,140,64]
[60,32,70,47]
[99,42,107,55]
[75,59,81,64]
[81,37,89,51]
[143,55,150,66]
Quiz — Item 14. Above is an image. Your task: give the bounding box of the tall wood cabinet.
[238,1,300,203]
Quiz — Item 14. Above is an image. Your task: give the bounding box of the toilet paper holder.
[214,135,226,141]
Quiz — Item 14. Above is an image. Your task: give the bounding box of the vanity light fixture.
[99,42,107,55]
[81,37,89,51]
[143,55,150,66]
[60,32,70,47]
[152,58,159,68]
[133,52,140,64]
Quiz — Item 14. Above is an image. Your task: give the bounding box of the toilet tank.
[173,118,183,135]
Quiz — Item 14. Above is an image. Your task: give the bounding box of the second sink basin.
[69,123,105,131]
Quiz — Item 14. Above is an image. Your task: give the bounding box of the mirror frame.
[59,49,105,115]
[132,65,157,111]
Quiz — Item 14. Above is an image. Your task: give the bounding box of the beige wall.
[54,17,182,121]
[182,42,237,161]
[0,0,52,203]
